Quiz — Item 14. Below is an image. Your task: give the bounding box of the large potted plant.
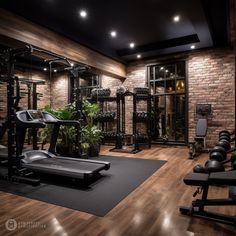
[81,99,103,157]
[39,103,77,156]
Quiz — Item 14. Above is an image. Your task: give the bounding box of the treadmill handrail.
[15,111,46,129]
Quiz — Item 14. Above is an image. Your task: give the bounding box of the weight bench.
[189,118,208,159]
[179,170,236,225]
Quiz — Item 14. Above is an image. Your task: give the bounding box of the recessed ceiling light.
[137,54,141,59]
[43,68,47,71]
[190,45,195,49]
[110,31,117,37]
[173,15,180,22]
[54,69,57,72]
[80,9,87,18]
[130,42,135,48]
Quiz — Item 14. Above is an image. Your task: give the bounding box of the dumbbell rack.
[111,90,143,153]
[93,96,117,145]
[133,90,151,149]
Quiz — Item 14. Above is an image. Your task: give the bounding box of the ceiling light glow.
[130,42,135,48]
[137,54,141,59]
[54,69,57,72]
[190,45,195,49]
[80,9,87,18]
[173,15,180,22]
[110,31,117,37]
[43,68,47,71]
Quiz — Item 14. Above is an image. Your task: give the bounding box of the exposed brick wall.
[124,48,235,147]
[101,74,123,97]
[123,62,147,134]
[101,71,148,134]
[50,72,69,109]
[15,71,50,110]
[0,70,50,119]
[188,48,235,147]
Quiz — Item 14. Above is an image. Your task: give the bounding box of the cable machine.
[2,45,40,184]
[20,79,45,149]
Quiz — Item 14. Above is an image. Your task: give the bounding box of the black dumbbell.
[219,135,231,142]
[209,146,227,162]
[205,160,225,173]
[219,130,231,137]
[217,139,231,152]
[193,164,206,173]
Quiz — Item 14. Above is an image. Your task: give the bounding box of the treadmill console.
[27,110,44,121]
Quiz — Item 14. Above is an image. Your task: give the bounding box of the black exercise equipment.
[95,111,116,122]
[209,146,227,162]
[189,118,208,159]
[1,45,40,185]
[111,90,139,153]
[1,45,109,186]
[189,104,212,159]
[90,90,117,145]
[180,170,236,225]
[193,164,206,173]
[1,73,45,162]
[91,88,111,98]
[204,160,225,173]
[20,79,45,149]
[111,87,151,153]
[16,110,110,183]
[133,87,151,149]
[219,130,235,138]
[217,139,231,152]
[193,160,225,174]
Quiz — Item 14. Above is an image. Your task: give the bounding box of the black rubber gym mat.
[0,156,166,216]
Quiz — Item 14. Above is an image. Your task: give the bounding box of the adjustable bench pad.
[184,172,209,186]
[209,170,236,185]
[184,170,236,186]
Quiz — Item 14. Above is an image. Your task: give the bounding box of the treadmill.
[15,110,110,182]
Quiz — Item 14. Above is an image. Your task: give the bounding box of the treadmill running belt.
[23,157,107,179]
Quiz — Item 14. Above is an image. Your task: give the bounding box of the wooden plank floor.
[0,145,235,236]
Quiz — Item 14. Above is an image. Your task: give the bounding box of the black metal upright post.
[7,50,16,177]
[31,82,38,150]
[74,76,82,157]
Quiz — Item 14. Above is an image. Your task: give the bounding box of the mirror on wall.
[147,60,187,144]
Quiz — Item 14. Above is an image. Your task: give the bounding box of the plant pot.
[56,144,72,157]
[88,146,100,157]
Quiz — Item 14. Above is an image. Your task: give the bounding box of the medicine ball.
[193,164,206,173]
[205,160,225,173]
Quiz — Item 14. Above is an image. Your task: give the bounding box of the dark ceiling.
[0,0,230,63]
